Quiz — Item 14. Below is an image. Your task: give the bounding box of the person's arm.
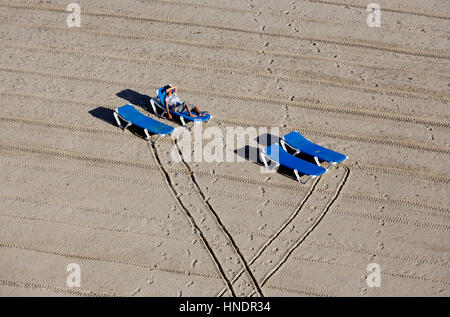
[165,86,177,94]
[165,100,172,120]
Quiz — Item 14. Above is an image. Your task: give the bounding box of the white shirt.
[166,93,181,106]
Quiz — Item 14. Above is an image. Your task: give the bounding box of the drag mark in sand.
[146,140,236,296]
[257,166,350,291]
[173,140,264,297]
[217,177,322,297]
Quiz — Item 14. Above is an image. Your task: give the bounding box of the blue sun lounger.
[280,131,347,169]
[114,104,175,142]
[150,86,212,127]
[260,143,327,184]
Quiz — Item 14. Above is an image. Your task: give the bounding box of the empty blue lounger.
[281,131,347,168]
[260,143,326,184]
[114,104,175,141]
[150,86,211,127]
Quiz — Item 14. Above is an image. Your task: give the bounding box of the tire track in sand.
[3,42,449,103]
[292,256,450,286]
[308,240,449,268]
[302,0,450,20]
[1,92,448,185]
[0,191,263,250]
[2,157,448,234]
[1,142,449,215]
[0,243,220,280]
[1,101,448,185]
[1,2,449,59]
[2,21,449,80]
[1,69,449,154]
[0,279,116,297]
[143,0,450,38]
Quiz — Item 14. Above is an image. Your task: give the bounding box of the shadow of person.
[116,89,151,111]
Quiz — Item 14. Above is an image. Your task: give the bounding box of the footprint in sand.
[130,287,141,296]
[186,281,194,287]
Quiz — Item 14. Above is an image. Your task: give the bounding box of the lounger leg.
[123,121,132,131]
[113,111,123,129]
[281,139,300,156]
[260,152,269,169]
[314,156,321,166]
[294,169,314,184]
[180,116,186,127]
[144,128,151,141]
[294,169,302,183]
[326,161,337,169]
[150,99,158,116]
[280,140,287,152]
[260,152,279,172]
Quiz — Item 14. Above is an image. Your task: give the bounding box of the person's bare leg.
[185,103,197,117]
[193,104,205,116]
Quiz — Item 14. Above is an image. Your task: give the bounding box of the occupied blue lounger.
[114,104,175,141]
[281,131,347,168]
[260,143,326,184]
[150,86,212,127]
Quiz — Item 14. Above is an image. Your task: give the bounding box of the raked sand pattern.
[0,0,449,297]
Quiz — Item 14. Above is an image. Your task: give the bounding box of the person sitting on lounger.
[164,85,205,120]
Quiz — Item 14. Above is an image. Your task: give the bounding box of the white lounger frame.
[150,90,212,130]
[114,108,171,143]
[259,150,317,184]
[280,138,337,170]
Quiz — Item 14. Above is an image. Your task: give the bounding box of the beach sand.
[0,0,448,296]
